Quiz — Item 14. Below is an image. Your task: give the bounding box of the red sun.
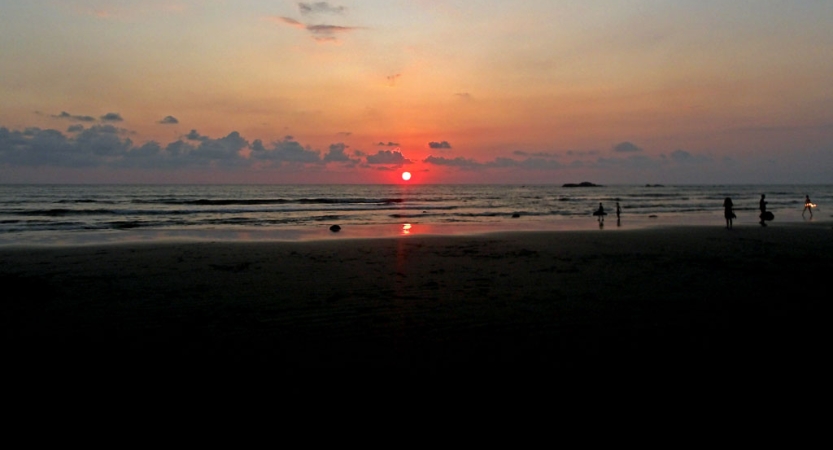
[401,171,412,181]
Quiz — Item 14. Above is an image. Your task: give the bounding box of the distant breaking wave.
[139,197,407,206]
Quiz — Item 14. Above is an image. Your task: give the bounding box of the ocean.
[1,184,829,245]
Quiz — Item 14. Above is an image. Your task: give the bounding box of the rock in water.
[562,181,601,188]
[329,225,341,232]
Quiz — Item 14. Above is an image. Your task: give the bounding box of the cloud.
[668,149,713,164]
[274,16,305,27]
[613,141,642,153]
[158,116,179,124]
[307,24,358,36]
[0,125,315,170]
[376,141,400,146]
[484,157,563,170]
[250,137,321,163]
[323,143,359,163]
[0,128,64,166]
[0,125,420,173]
[366,150,412,165]
[269,15,362,42]
[487,157,522,168]
[192,132,249,163]
[185,129,208,141]
[52,111,96,122]
[124,141,163,161]
[497,158,563,170]
[75,125,132,156]
[423,155,564,171]
[3,121,815,183]
[566,149,601,157]
[125,132,253,169]
[513,150,559,158]
[50,111,129,124]
[387,74,401,86]
[574,149,715,172]
[299,2,346,15]
[424,155,480,168]
[100,112,124,122]
[0,126,131,167]
[428,141,452,149]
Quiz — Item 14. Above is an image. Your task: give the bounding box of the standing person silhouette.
[723,197,735,229]
[759,194,768,226]
[803,195,814,218]
[616,201,621,226]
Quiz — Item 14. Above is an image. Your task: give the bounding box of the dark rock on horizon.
[562,181,601,188]
[329,225,341,232]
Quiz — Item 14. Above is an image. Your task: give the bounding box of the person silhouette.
[723,197,735,229]
[594,202,606,223]
[803,195,814,218]
[759,194,768,226]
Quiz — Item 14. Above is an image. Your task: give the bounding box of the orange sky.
[1,1,832,183]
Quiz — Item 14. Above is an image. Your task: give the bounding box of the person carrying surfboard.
[759,194,770,226]
[593,202,606,223]
[803,195,815,218]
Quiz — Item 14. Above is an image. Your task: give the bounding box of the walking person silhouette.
[759,194,770,226]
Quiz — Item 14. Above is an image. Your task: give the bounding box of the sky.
[1,0,832,184]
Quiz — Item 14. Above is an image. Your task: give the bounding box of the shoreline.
[3,225,831,371]
[2,213,830,248]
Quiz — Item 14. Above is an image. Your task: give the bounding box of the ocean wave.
[139,197,408,206]
[1,184,830,238]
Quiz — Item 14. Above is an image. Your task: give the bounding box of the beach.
[3,223,831,372]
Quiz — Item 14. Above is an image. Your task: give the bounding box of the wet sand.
[2,224,831,373]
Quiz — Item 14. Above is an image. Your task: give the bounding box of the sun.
[401,171,412,181]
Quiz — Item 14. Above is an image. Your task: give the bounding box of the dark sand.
[2,224,831,372]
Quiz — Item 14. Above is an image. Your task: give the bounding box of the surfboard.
[761,211,774,221]
[593,210,607,216]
